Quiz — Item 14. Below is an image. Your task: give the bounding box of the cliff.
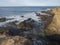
[45,7,60,35]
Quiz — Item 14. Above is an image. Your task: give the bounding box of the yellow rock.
[0,36,32,45]
[45,7,60,35]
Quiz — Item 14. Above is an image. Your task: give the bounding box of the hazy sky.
[0,0,60,6]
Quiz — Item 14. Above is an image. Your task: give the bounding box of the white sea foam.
[0,12,40,26]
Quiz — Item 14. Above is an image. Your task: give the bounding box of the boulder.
[6,22,17,28]
[21,16,24,17]
[0,34,6,38]
[0,18,6,22]
[0,36,32,45]
[0,27,19,36]
[17,18,35,30]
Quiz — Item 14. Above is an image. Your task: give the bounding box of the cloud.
[0,0,60,6]
[8,0,16,3]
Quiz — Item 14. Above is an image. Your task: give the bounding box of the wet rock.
[35,12,41,16]
[17,18,35,30]
[6,22,17,28]
[41,9,54,15]
[0,18,6,22]
[38,15,49,21]
[0,36,32,45]
[37,14,54,28]
[21,16,24,17]
[0,27,20,36]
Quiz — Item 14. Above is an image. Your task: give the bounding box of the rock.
[21,16,24,17]
[6,22,17,28]
[37,13,54,28]
[0,34,6,38]
[45,7,60,35]
[17,18,35,30]
[35,12,41,16]
[0,36,32,45]
[0,27,19,36]
[0,27,9,35]
[0,18,6,22]
[43,7,60,45]
[41,9,54,15]
[46,35,60,45]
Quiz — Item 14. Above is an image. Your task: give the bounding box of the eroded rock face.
[0,18,6,22]
[45,7,60,35]
[0,36,32,45]
[42,8,60,45]
[17,18,35,30]
[36,13,54,29]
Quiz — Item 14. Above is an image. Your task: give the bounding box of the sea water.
[0,6,56,17]
[0,6,57,26]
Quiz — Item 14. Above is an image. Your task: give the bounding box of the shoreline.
[0,7,60,45]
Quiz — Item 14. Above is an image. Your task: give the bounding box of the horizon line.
[0,6,60,7]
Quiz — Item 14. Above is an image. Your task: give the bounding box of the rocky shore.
[0,7,60,45]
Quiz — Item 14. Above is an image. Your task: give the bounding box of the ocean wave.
[0,12,40,27]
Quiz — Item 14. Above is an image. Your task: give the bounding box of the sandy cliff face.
[45,7,60,35]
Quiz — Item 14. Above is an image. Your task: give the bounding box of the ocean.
[0,6,57,17]
[0,6,57,26]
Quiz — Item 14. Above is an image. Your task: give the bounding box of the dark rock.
[37,14,54,28]
[6,22,17,28]
[17,18,35,30]
[46,35,60,45]
[41,10,55,15]
[21,16,24,17]
[0,27,9,35]
[0,18,6,22]
[0,27,21,36]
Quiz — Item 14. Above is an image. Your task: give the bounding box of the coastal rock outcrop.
[17,18,35,30]
[45,7,60,35]
[44,7,60,45]
[6,22,17,28]
[36,12,54,28]
[0,7,60,45]
[41,9,54,15]
[0,18,6,22]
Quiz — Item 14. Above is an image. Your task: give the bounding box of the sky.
[0,0,60,6]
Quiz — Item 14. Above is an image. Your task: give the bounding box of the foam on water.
[0,12,40,26]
